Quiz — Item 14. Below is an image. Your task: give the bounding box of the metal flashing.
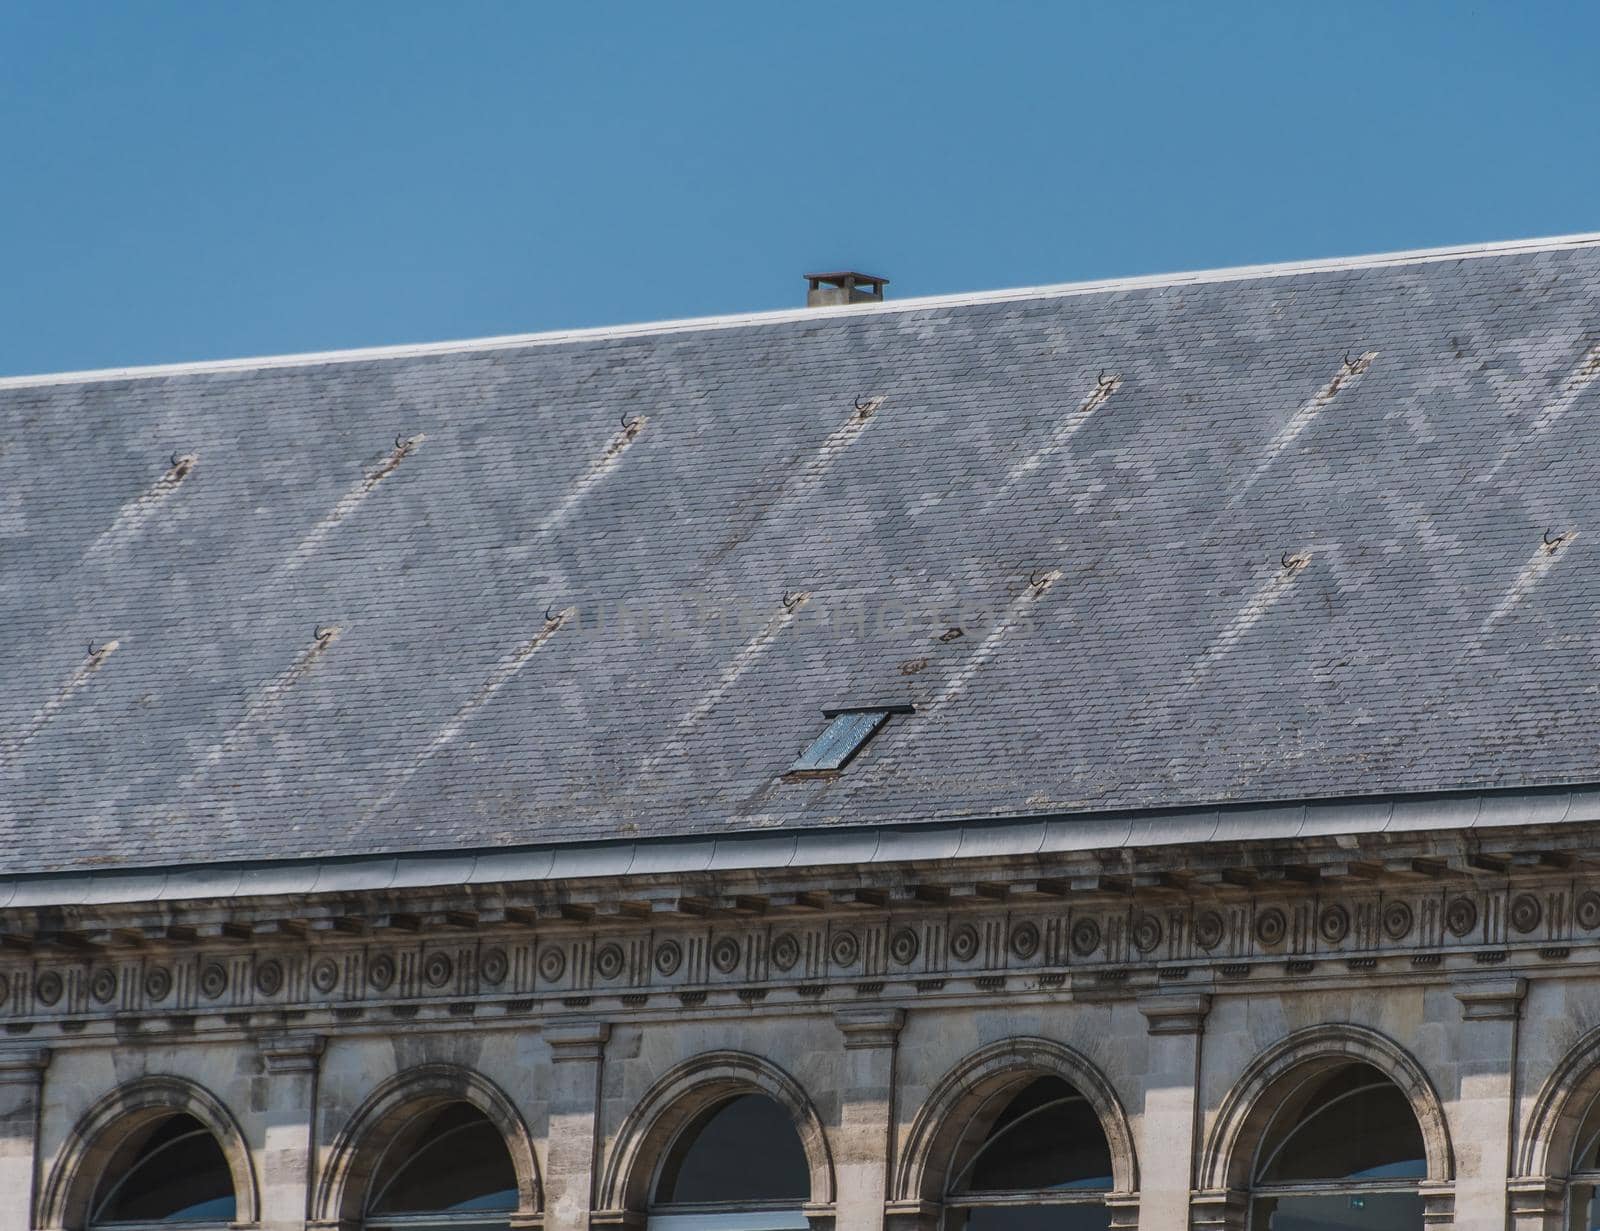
[0,782,1594,912]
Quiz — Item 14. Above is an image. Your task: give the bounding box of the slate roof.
[4,235,1600,877]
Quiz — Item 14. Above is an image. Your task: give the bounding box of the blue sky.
[2,1,1598,376]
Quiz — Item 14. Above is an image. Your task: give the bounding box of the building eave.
[7,780,1599,912]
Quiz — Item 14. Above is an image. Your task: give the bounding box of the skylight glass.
[788,706,909,775]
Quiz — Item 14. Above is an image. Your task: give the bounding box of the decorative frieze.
[5,876,1600,1024]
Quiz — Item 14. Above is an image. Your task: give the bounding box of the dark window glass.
[91,1114,236,1223]
[1251,1191,1423,1231]
[952,1078,1114,1194]
[368,1103,518,1215]
[947,1205,1113,1231]
[789,711,892,775]
[1572,1097,1600,1173]
[1573,1184,1600,1231]
[1255,1065,1426,1185]
[654,1095,810,1205]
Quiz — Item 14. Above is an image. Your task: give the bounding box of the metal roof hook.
[314,624,333,642]
[1544,528,1567,548]
[394,433,411,450]
[1029,568,1047,588]
[545,603,557,622]
[621,413,639,431]
[87,640,98,657]
[1098,369,1114,388]
[169,450,182,469]
[782,590,801,612]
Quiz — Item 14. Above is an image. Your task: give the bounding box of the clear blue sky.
[3,1,1598,376]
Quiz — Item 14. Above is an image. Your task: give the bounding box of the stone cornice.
[1508,1176,1566,1208]
[260,1033,325,1074]
[835,1007,906,1048]
[0,1045,49,1085]
[589,1212,645,1231]
[1138,993,1212,1035]
[1455,977,1528,1020]
[1104,1190,1140,1230]
[883,1198,940,1231]
[545,1019,610,1062]
[1189,1186,1248,1231]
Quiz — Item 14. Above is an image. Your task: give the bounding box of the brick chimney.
[805,271,888,307]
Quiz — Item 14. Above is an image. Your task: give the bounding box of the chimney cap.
[804,271,890,290]
[803,271,889,308]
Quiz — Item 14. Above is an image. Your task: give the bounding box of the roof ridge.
[4,230,1599,390]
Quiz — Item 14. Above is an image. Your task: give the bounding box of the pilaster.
[258,1033,325,1231]
[0,1047,49,1231]
[1137,994,1209,1231]
[833,1009,905,1231]
[545,1021,611,1231]
[1451,978,1526,1231]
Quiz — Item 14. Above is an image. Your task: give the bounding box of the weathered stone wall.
[10,833,1600,1231]
[7,970,1600,1231]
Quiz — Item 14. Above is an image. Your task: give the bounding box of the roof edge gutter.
[5,781,1600,911]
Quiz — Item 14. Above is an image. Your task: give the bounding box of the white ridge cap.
[5,230,1600,390]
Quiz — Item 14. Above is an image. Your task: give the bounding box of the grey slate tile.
[3,243,1600,873]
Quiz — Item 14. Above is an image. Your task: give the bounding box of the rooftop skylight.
[787,705,912,776]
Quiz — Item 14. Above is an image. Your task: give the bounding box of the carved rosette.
[1255,908,1288,948]
[536,947,566,984]
[1445,896,1479,939]
[1383,900,1414,941]
[647,942,678,978]
[1193,911,1225,952]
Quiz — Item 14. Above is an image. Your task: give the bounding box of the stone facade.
[9,821,1600,1231]
[11,236,1600,1231]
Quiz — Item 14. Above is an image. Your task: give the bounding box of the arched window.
[942,1076,1115,1231]
[649,1094,811,1231]
[365,1102,518,1229]
[89,1113,237,1225]
[1563,1092,1600,1229]
[1250,1063,1426,1231]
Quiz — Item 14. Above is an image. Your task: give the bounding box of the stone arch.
[314,1062,540,1225]
[1517,1022,1600,1181]
[893,1036,1138,1210]
[596,1050,834,1218]
[1197,1022,1454,1196]
[38,1075,259,1230]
